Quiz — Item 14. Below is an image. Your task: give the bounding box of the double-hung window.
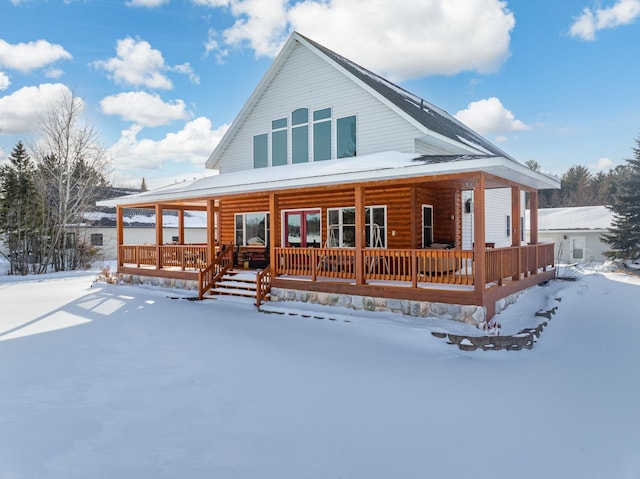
[235,212,270,247]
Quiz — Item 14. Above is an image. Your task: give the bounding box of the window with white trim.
[271,117,287,166]
[327,206,386,248]
[422,205,433,247]
[313,108,331,161]
[235,212,270,246]
[292,108,309,164]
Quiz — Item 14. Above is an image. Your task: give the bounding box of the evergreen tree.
[603,137,640,260]
[141,177,148,191]
[0,142,44,274]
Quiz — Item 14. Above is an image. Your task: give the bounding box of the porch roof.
[99,151,560,207]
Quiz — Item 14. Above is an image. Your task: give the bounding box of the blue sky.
[1,0,639,189]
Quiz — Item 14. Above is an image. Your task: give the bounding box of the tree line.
[0,93,109,275]
[524,159,626,208]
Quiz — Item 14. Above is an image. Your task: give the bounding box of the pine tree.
[603,136,640,260]
[141,177,148,191]
[0,142,44,274]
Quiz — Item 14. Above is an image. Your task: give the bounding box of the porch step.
[205,269,269,303]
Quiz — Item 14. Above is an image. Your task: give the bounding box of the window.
[253,134,268,168]
[253,107,356,168]
[271,118,287,166]
[422,205,433,247]
[327,206,386,248]
[292,108,309,164]
[337,115,356,158]
[235,212,270,246]
[90,233,103,246]
[313,108,331,161]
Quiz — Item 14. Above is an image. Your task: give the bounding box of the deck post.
[512,186,521,281]
[155,204,163,269]
[269,193,278,276]
[529,190,539,245]
[473,175,485,294]
[178,209,185,245]
[206,199,216,265]
[116,206,124,269]
[410,186,418,249]
[355,186,365,285]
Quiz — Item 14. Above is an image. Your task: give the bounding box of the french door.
[284,210,321,247]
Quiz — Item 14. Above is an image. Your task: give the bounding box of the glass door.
[285,210,321,247]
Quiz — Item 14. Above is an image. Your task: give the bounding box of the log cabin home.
[99,32,560,322]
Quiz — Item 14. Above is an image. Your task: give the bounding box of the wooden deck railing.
[484,243,555,285]
[198,246,234,299]
[256,265,272,306]
[275,243,555,288]
[276,247,356,280]
[120,244,208,271]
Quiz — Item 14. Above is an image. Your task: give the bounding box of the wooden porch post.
[155,204,163,269]
[355,186,365,285]
[473,175,485,293]
[269,193,279,275]
[512,186,522,281]
[206,199,215,264]
[529,190,539,245]
[178,209,185,245]
[116,206,124,268]
[410,186,418,249]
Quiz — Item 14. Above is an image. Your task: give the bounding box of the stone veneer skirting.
[270,287,488,325]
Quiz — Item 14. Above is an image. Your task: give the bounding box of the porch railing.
[256,265,272,306]
[484,243,555,285]
[119,244,208,271]
[275,243,554,287]
[198,246,234,299]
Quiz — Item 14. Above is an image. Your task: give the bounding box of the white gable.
[207,35,473,174]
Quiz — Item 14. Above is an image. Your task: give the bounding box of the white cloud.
[44,67,64,79]
[93,37,173,90]
[204,28,229,63]
[589,157,615,170]
[0,39,72,73]
[569,0,640,40]
[0,72,10,91]
[172,62,200,84]
[0,83,73,135]
[109,117,229,169]
[100,91,191,127]
[454,97,530,135]
[126,0,170,6]
[197,0,514,81]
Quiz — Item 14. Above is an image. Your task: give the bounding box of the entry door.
[570,236,586,263]
[284,210,321,247]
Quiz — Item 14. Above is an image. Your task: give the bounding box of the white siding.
[215,43,426,173]
[461,188,521,249]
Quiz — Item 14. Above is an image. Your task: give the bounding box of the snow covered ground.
[0,262,639,479]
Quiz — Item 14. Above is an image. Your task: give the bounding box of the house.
[99,32,560,322]
[526,206,613,263]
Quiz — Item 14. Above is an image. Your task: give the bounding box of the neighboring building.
[99,32,560,321]
[526,206,613,263]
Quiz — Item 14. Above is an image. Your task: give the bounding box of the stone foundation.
[103,272,199,292]
[270,287,487,325]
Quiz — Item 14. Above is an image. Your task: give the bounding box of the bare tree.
[33,91,110,271]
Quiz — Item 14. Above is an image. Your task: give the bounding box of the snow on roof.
[527,206,613,231]
[100,151,560,207]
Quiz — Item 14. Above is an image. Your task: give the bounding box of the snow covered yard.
[1,265,639,479]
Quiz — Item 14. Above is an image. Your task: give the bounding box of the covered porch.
[110,166,555,319]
